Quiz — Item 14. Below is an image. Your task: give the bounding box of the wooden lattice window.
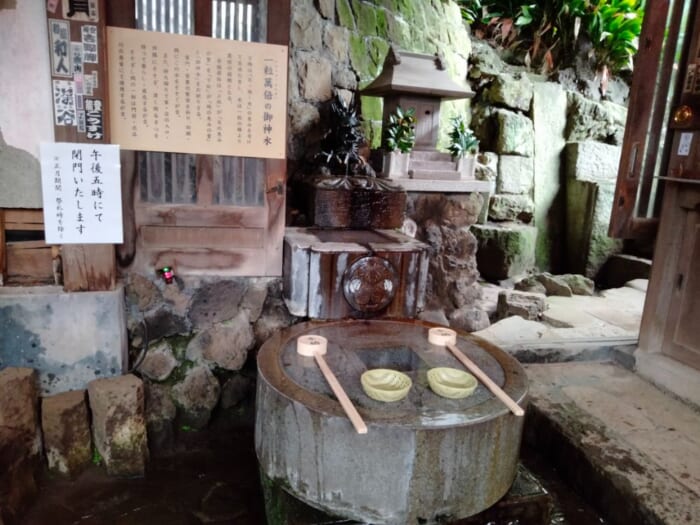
[112,0,288,276]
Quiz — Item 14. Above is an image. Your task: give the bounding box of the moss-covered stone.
[385,12,411,46]
[360,95,383,122]
[375,7,388,37]
[367,37,390,80]
[472,222,537,281]
[336,0,356,29]
[352,0,378,36]
[349,33,372,81]
[496,109,535,156]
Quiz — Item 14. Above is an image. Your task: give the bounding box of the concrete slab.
[0,286,127,394]
[524,361,700,525]
[476,281,646,358]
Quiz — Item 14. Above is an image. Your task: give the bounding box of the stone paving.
[524,361,700,525]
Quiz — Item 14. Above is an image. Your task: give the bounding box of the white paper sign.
[40,142,123,244]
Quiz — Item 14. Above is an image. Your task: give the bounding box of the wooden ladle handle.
[315,353,368,434]
[429,327,524,417]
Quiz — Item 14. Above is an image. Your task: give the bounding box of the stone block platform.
[524,361,700,525]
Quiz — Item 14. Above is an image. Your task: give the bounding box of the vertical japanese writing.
[117,41,126,120]
[129,47,138,138]
[205,51,213,142]
[107,27,288,158]
[72,148,86,236]
[90,149,104,224]
[85,98,104,140]
[246,55,253,144]
[40,143,123,244]
[152,45,160,139]
[216,56,223,143]
[184,52,192,139]
[50,20,72,77]
[53,80,77,126]
[53,156,65,239]
[71,42,84,75]
[236,53,243,144]
[81,25,99,63]
[140,44,149,129]
[263,61,274,147]
[162,49,170,139]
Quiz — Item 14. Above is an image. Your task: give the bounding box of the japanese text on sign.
[40,142,123,244]
[106,27,287,159]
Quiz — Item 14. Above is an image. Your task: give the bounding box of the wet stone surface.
[20,428,608,525]
[22,430,266,525]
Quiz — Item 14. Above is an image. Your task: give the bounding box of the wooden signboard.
[106,27,288,159]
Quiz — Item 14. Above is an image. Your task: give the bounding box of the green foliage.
[457,0,644,76]
[384,106,417,153]
[92,447,103,466]
[318,92,367,176]
[447,116,480,158]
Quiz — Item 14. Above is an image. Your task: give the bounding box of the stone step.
[410,169,461,180]
[87,374,148,477]
[409,159,456,171]
[41,390,91,478]
[524,361,700,525]
[0,368,41,524]
[410,150,453,162]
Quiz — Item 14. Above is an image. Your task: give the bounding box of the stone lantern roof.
[361,47,474,100]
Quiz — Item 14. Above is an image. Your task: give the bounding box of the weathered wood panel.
[61,244,116,292]
[6,241,54,285]
[609,0,674,238]
[4,210,45,231]
[149,248,262,275]
[673,222,700,361]
[140,225,264,248]
[264,158,286,275]
[117,150,138,266]
[134,204,267,228]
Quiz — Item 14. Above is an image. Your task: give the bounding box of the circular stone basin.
[255,319,528,525]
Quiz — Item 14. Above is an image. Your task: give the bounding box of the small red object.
[159,266,174,284]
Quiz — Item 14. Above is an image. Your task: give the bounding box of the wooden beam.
[267,0,291,45]
[194,0,212,37]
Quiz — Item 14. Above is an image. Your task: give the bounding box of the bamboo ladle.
[428,327,524,417]
[297,335,368,434]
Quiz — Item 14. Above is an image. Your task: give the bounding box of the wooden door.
[663,193,700,369]
[403,97,439,149]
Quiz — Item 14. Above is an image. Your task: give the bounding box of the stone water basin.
[255,319,528,525]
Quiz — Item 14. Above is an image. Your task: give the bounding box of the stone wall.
[288,0,472,160]
[123,275,294,446]
[467,41,627,280]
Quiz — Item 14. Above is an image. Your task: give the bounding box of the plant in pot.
[311,92,406,229]
[383,106,416,179]
[447,115,480,180]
